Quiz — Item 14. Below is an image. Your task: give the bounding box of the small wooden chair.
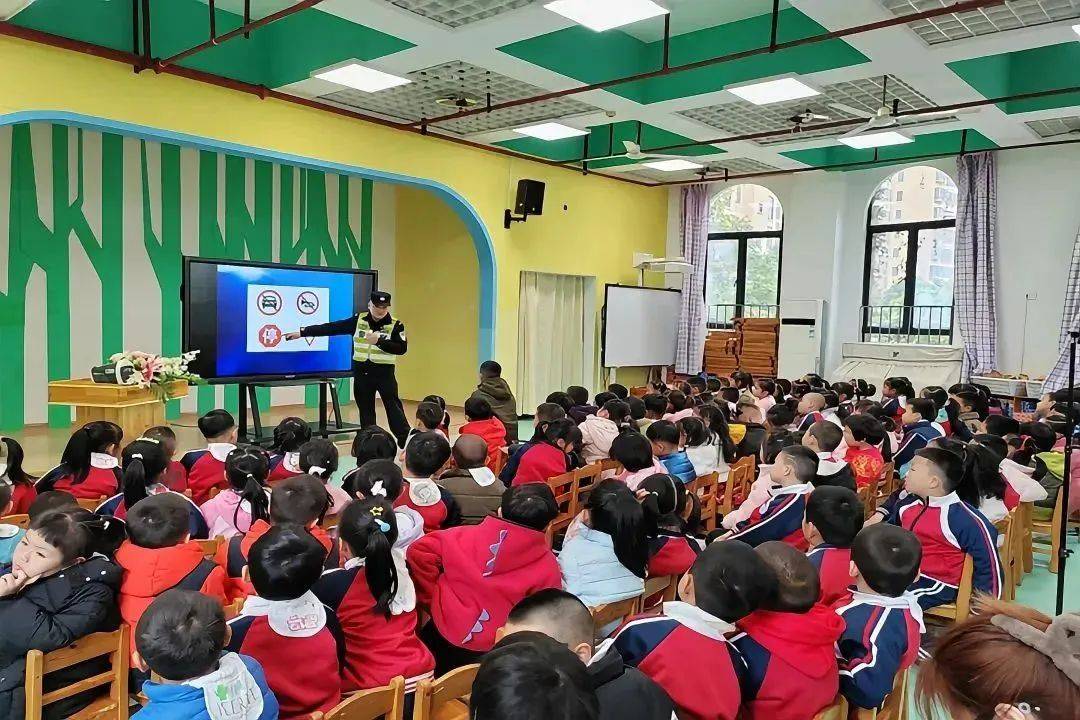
[197,537,222,558]
[854,666,909,720]
[547,472,577,535]
[412,664,480,720]
[2,513,30,529]
[573,463,604,511]
[1031,490,1063,573]
[812,695,849,720]
[876,462,896,501]
[723,458,755,516]
[321,514,341,532]
[925,555,974,623]
[598,458,622,475]
[224,597,245,621]
[641,574,678,609]
[312,676,406,720]
[589,595,642,637]
[492,448,508,477]
[24,625,130,720]
[207,486,221,500]
[1019,501,1034,580]
[994,511,1016,601]
[76,496,106,512]
[693,472,720,532]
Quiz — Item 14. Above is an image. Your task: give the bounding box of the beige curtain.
[518,271,587,412]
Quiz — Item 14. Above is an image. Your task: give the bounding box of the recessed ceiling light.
[1073,23,1080,37]
[726,75,821,106]
[643,159,703,171]
[313,62,411,93]
[513,122,590,141]
[838,130,914,150]
[544,0,668,32]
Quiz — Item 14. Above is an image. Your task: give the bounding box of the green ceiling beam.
[948,42,1080,114]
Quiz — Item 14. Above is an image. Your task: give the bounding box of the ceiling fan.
[587,139,694,163]
[831,76,978,140]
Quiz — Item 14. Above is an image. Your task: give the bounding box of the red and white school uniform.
[179,442,235,505]
[267,451,303,484]
[806,544,854,607]
[39,453,122,499]
[834,591,923,710]
[727,483,814,550]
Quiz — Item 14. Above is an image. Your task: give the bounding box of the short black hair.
[626,396,646,421]
[916,447,965,492]
[766,403,796,428]
[756,541,819,612]
[607,383,629,400]
[247,524,327,600]
[600,399,630,423]
[984,415,1020,437]
[415,402,444,431]
[508,589,593,650]
[351,426,398,464]
[545,392,573,414]
[502,483,558,531]
[474,633,599,720]
[566,386,589,406]
[403,431,452,477]
[197,409,235,439]
[805,486,864,547]
[127,493,192,548]
[270,474,329,525]
[780,445,819,484]
[135,590,226,681]
[807,421,843,452]
[480,360,503,378]
[0,482,11,511]
[27,490,78,520]
[465,396,494,421]
[851,524,922,597]
[593,391,618,408]
[689,540,777,622]
[844,414,886,444]
[907,398,937,422]
[535,402,567,424]
[344,458,404,501]
[643,394,668,416]
[646,419,680,445]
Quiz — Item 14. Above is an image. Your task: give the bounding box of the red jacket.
[9,484,35,515]
[394,482,463,534]
[406,516,561,652]
[844,446,885,489]
[163,460,188,492]
[806,544,854,607]
[647,533,701,578]
[45,467,121,500]
[180,448,231,505]
[214,520,339,602]
[459,419,507,471]
[511,443,569,486]
[115,540,227,647]
[732,606,845,720]
[267,453,304,484]
[313,565,435,692]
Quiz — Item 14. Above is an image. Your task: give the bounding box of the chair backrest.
[861,475,880,520]
[642,575,678,609]
[320,676,405,720]
[694,472,720,532]
[76,496,105,511]
[412,664,480,720]
[208,486,221,500]
[878,463,896,497]
[197,537,222,558]
[589,595,642,634]
[573,463,604,512]
[724,458,755,515]
[926,555,974,622]
[547,472,577,533]
[321,514,341,532]
[24,625,130,720]
[812,696,849,720]
[855,666,909,720]
[598,458,622,474]
[2,513,30,529]
[224,598,245,621]
[493,448,508,476]
[994,511,1016,601]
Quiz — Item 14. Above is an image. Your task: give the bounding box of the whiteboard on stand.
[602,285,683,368]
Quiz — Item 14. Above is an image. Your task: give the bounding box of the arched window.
[863,166,957,343]
[705,184,783,328]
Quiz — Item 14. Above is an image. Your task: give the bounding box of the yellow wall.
[0,36,668,402]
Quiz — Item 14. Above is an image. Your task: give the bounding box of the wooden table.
[47,379,188,439]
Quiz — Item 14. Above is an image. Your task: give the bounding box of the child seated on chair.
[340,426,399,496]
[639,394,668,433]
[266,417,311,484]
[501,402,567,485]
[298,439,350,516]
[567,386,599,425]
[559,480,647,609]
[144,426,188,493]
[396,432,461,533]
[640,473,702,578]
[407,483,561,675]
[134,589,278,720]
[215,474,338,601]
[0,508,125,720]
[579,400,630,466]
[842,415,887,489]
[0,482,25,565]
[179,409,237,505]
[611,432,666,491]
[511,418,581,487]
[731,542,844,720]
[227,525,342,717]
[646,421,696,485]
[501,590,676,720]
[116,493,227,637]
[894,399,945,473]
[404,401,449,456]
[612,540,777,720]
[795,392,827,432]
[801,421,856,492]
[199,446,272,539]
[460,397,508,472]
[438,434,504,524]
[723,446,818,549]
[835,524,923,711]
[680,416,727,478]
[803,486,864,606]
[313,498,435,695]
[345,459,425,550]
[36,421,123,500]
[884,447,1002,610]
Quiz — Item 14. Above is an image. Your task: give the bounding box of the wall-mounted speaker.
[505,179,546,229]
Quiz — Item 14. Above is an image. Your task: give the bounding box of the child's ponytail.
[697,405,736,463]
[0,436,35,487]
[338,497,399,618]
[40,421,124,490]
[121,438,169,510]
[638,473,685,538]
[586,480,648,579]
[226,446,271,531]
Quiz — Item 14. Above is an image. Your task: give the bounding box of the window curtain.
[1044,223,1080,392]
[517,271,587,411]
[675,184,710,374]
[954,152,999,379]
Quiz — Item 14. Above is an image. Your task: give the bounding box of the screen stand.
[237,378,363,445]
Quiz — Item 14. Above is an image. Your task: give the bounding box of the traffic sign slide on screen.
[246,284,329,353]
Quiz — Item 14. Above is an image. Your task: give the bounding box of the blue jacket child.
[137,653,278,720]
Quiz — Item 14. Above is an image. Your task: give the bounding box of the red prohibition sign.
[258,324,283,348]
[297,291,320,315]
[257,289,283,316]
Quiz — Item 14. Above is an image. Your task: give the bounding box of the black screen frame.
[182,257,377,384]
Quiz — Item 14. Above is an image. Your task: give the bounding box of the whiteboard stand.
[601,284,683,377]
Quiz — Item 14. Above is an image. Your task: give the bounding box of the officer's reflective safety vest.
[353,315,398,365]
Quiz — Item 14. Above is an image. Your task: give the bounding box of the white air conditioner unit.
[633,253,692,284]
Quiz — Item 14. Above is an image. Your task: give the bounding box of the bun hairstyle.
[299,438,339,481]
[600,399,632,427]
[338,497,398,618]
[853,379,877,399]
[885,376,915,399]
[225,446,271,531]
[585,480,648,579]
[272,416,312,454]
[0,436,35,488]
[31,507,127,561]
[121,437,170,510]
[40,421,123,490]
[732,371,754,390]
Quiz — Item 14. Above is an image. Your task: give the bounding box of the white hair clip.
[309,465,327,477]
[131,453,143,460]
[135,437,161,444]
[371,480,386,497]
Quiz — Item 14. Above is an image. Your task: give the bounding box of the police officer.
[283,290,410,446]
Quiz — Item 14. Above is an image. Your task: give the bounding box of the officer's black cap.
[370,291,392,307]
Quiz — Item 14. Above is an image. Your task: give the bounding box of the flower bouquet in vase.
[98,350,204,402]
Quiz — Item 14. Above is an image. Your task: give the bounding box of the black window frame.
[704,225,784,330]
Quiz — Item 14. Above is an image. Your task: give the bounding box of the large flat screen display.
[183,258,376,383]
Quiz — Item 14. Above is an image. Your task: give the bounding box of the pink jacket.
[579,414,622,465]
[200,489,261,538]
[721,466,774,530]
[617,458,669,491]
[663,409,695,423]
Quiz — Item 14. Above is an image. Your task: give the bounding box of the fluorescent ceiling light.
[513,122,590,141]
[544,0,668,32]
[313,62,410,93]
[1073,23,1080,37]
[727,76,821,105]
[838,130,914,150]
[643,159,703,171]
